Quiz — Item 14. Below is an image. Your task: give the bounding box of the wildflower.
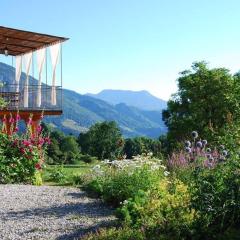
[27,118,33,126]
[202,140,207,146]
[38,138,45,146]
[191,131,198,139]
[185,147,192,153]
[19,148,25,154]
[196,141,203,148]
[15,114,21,121]
[164,171,170,176]
[13,126,19,133]
[209,156,214,162]
[185,141,191,147]
[37,125,42,134]
[9,117,15,124]
[222,150,228,157]
[44,137,51,145]
[22,140,31,147]
[206,148,211,153]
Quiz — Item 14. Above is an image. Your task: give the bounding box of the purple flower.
[185,147,192,153]
[196,141,203,148]
[206,148,211,153]
[191,131,198,139]
[222,150,228,157]
[185,141,191,148]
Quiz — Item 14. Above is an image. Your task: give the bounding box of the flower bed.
[0,112,50,184]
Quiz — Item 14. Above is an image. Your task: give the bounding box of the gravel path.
[0,185,116,240]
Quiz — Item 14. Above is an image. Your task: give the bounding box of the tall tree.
[78,121,124,160]
[163,61,240,144]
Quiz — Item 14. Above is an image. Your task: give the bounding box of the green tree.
[78,121,124,160]
[61,135,81,164]
[163,61,240,145]
[124,137,162,159]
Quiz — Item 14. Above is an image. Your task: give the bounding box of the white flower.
[164,171,170,176]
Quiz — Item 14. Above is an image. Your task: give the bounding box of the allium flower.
[185,147,192,153]
[209,156,214,162]
[222,150,228,157]
[196,141,203,148]
[220,145,225,150]
[191,131,198,138]
[185,141,191,147]
[206,148,211,153]
[202,140,207,146]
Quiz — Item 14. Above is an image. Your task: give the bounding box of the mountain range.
[87,89,167,111]
[0,62,167,138]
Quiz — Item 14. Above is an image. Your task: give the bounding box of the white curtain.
[50,42,61,105]
[23,52,33,108]
[15,55,22,92]
[36,48,46,107]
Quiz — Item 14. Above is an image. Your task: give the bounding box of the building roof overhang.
[0,26,69,56]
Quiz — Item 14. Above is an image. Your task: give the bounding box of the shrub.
[189,156,240,238]
[116,179,194,239]
[82,155,167,207]
[79,154,98,163]
[0,113,50,184]
[82,227,145,240]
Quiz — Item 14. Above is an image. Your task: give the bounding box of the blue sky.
[1,0,240,100]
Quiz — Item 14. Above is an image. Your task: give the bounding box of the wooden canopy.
[0,26,69,56]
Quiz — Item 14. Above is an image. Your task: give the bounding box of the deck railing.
[0,84,62,111]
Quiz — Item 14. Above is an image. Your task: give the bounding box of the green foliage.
[82,227,145,240]
[48,165,66,183]
[189,157,240,238]
[79,154,97,163]
[163,61,240,149]
[124,137,162,159]
[117,180,194,239]
[78,121,124,160]
[0,115,48,184]
[47,130,81,164]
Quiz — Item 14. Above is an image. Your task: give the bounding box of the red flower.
[35,163,41,170]
[20,148,25,154]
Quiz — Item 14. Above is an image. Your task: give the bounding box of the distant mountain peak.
[86,89,167,111]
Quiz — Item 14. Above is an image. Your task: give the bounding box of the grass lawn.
[42,162,96,186]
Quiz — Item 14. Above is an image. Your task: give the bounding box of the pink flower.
[13,127,19,133]
[44,137,51,145]
[38,138,45,146]
[16,114,20,121]
[22,140,31,147]
[27,118,33,125]
[9,117,15,124]
[37,125,42,133]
